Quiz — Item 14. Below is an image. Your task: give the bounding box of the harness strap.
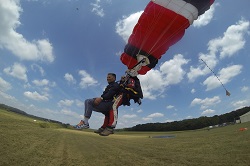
[125,87,138,94]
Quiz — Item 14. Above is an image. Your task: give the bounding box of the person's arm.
[94,97,103,105]
[101,83,120,100]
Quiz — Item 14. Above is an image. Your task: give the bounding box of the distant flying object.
[120,0,215,76]
[200,59,231,96]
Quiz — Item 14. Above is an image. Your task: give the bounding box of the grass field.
[1,109,250,166]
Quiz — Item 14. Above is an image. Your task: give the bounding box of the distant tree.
[125,106,250,131]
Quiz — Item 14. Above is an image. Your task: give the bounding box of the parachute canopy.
[120,0,215,75]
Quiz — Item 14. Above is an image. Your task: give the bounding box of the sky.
[0,0,250,129]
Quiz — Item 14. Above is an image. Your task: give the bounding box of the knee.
[85,98,93,105]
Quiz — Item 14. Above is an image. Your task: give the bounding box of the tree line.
[124,106,250,131]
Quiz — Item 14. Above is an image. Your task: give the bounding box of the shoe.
[74,120,89,129]
[99,127,114,136]
[94,128,105,134]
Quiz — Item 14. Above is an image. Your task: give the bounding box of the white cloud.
[188,54,217,82]
[0,91,16,101]
[0,0,54,62]
[201,109,215,116]
[24,91,49,101]
[193,3,217,28]
[137,109,143,113]
[209,19,250,59]
[4,63,28,82]
[147,112,164,118]
[60,108,80,118]
[142,117,152,121]
[75,99,84,107]
[116,11,143,42]
[32,79,56,88]
[203,65,242,91]
[191,96,221,110]
[232,100,250,109]
[58,99,74,107]
[31,64,45,76]
[241,86,249,92]
[32,79,49,86]
[91,0,104,17]
[139,54,189,99]
[191,89,196,94]
[188,19,250,82]
[122,114,137,119]
[36,39,54,62]
[64,73,76,84]
[166,105,174,109]
[138,69,164,100]
[160,54,189,84]
[0,77,12,91]
[165,119,175,123]
[78,70,98,88]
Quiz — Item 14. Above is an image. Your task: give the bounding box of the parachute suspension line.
[125,3,166,73]
[126,1,185,69]
[134,4,165,63]
[200,58,231,96]
[146,2,192,57]
[138,1,216,66]
[138,3,166,53]
[135,2,192,67]
[126,5,164,73]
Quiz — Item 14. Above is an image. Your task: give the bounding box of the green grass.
[1,109,250,166]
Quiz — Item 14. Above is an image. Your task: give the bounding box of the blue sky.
[0,0,249,129]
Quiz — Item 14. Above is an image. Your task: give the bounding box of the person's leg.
[108,94,123,128]
[101,114,109,129]
[83,98,95,123]
[107,109,116,128]
[92,100,112,113]
[92,101,113,133]
[100,94,123,136]
[94,113,109,134]
[75,98,95,129]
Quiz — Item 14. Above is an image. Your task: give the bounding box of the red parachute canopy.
[120,0,215,75]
